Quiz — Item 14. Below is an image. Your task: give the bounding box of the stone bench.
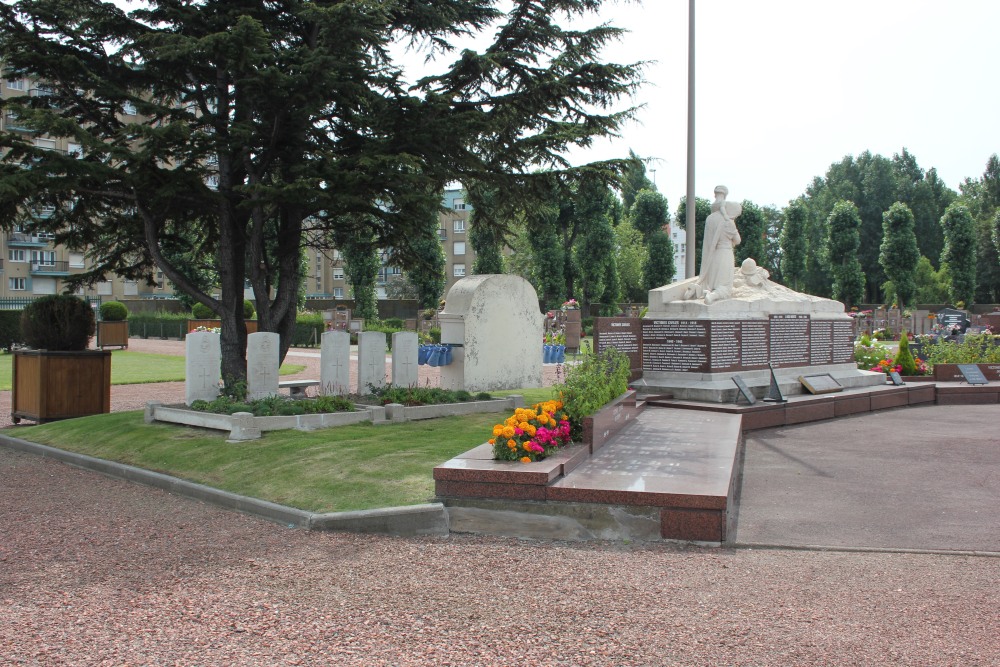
[278,379,320,398]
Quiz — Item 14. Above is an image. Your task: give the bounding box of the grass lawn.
[0,351,305,391]
[6,407,536,512]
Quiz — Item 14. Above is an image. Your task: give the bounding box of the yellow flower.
[518,421,529,432]
[507,439,516,449]
[502,425,516,438]
[492,425,503,437]
[525,424,537,436]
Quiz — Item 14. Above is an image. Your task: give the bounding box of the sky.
[554,0,1000,210]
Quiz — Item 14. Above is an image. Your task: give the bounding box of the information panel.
[769,314,810,367]
[642,320,709,372]
[594,317,643,380]
[809,320,834,365]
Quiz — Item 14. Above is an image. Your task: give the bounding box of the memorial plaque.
[642,319,709,373]
[889,371,904,386]
[957,364,989,385]
[595,317,643,380]
[763,364,787,402]
[809,320,834,365]
[740,320,770,369]
[831,320,855,364]
[769,314,810,367]
[709,320,741,371]
[732,375,756,405]
[798,373,843,394]
[936,308,970,333]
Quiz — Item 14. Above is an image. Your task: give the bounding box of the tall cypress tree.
[826,201,865,309]
[940,203,978,306]
[879,202,920,308]
[780,200,808,291]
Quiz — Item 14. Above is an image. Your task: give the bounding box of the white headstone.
[356,331,387,393]
[320,330,351,396]
[391,331,419,388]
[247,331,280,400]
[185,331,221,405]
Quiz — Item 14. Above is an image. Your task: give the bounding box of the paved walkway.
[736,403,1000,553]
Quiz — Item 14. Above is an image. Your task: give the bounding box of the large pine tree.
[0,0,641,380]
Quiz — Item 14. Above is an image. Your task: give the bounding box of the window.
[9,278,25,291]
[333,287,344,298]
[333,267,345,280]
[453,241,466,256]
[122,100,137,116]
[97,280,112,295]
[332,250,342,260]
[453,219,465,233]
[8,250,25,263]
[452,198,465,210]
[7,79,25,91]
[68,252,85,268]
[453,263,466,277]
[31,250,55,265]
[34,137,57,151]
[438,226,447,241]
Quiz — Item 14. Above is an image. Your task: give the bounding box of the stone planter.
[97,320,129,349]
[187,319,259,334]
[582,389,644,453]
[932,363,1000,382]
[371,396,524,423]
[146,402,383,441]
[12,349,112,423]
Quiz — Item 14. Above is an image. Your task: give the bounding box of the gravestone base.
[634,363,885,403]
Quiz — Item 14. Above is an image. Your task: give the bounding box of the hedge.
[0,310,22,351]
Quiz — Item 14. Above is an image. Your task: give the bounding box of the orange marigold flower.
[502,425,516,438]
[488,438,495,445]
[492,425,503,437]
[520,456,531,463]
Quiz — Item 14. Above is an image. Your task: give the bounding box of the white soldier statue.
[684,185,743,304]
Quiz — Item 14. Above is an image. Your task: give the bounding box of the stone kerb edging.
[0,434,449,537]
[145,401,384,441]
[368,395,525,423]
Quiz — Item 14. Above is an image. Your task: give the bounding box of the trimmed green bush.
[0,310,22,350]
[893,330,918,376]
[99,300,129,321]
[20,294,95,351]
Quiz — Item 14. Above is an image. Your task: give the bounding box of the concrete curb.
[0,435,449,537]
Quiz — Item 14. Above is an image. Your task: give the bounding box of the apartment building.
[1,74,174,301]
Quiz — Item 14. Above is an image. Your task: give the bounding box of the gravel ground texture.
[2,448,999,666]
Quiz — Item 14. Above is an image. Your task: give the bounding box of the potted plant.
[97,300,130,349]
[12,294,111,423]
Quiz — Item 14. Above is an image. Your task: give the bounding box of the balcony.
[7,232,53,247]
[30,260,70,275]
[3,112,31,133]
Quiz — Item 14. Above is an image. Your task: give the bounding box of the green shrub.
[924,333,1000,365]
[191,302,214,319]
[20,294,95,351]
[362,384,491,406]
[557,345,629,440]
[99,300,129,321]
[191,299,255,320]
[893,330,917,376]
[428,326,441,343]
[189,392,354,416]
[0,310,22,350]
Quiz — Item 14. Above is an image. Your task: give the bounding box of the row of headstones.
[185,329,421,405]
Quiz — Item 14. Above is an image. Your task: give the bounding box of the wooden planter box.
[12,350,112,424]
[187,319,259,334]
[97,320,129,349]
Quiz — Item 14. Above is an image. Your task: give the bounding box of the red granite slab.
[834,393,871,416]
[785,397,836,424]
[661,508,727,542]
[739,405,786,430]
[906,384,936,404]
[435,479,547,501]
[935,385,1000,405]
[434,444,589,485]
[870,387,910,410]
[583,390,645,454]
[548,408,741,512]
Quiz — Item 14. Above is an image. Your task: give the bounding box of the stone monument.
[391,331,419,388]
[356,331,387,393]
[635,186,884,402]
[438,274,543,392]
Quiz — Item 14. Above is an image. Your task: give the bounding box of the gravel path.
[2,448,998,666]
